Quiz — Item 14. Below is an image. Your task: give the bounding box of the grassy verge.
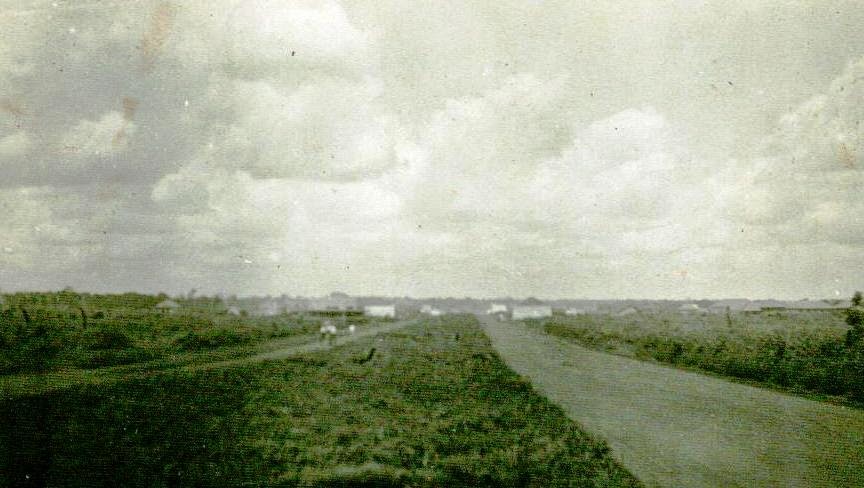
[0,303,331,375]
[537,312,864,406]
[1,315,641,487]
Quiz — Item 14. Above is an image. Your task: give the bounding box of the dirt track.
[1,319,416,398]
[481,316,864,487]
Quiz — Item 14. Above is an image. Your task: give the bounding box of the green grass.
[538,311,864,405]
[0,315,641,487]
[0,293,329,375]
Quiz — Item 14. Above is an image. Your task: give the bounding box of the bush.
[846,307,864,346]
[82,329,134,350]
[543,311,863,403]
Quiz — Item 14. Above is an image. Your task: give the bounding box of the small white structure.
[678,303,702,313]
[421,304,444,316]
[226,305,242,316]
[487,303,508,315]
[512,305,552,320]
[155,299,180,314]
[565,308,586,316]
[320,322,339,342]
[364,304,396,318]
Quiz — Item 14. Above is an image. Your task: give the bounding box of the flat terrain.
[482,316,864,487]
[0,318,417,398]
[1,315,641,487]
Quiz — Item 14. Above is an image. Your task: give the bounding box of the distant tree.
[846,291,864,347]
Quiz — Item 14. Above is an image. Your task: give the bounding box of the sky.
[0,0,862,299]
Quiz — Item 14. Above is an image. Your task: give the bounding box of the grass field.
[0,292,344,375]
[0,310,641,487]
[537,310,864,404]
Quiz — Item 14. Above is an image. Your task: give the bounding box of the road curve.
[480,316,864,487]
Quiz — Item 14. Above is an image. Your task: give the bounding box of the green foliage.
[175,327,257,351]
[0,368,265,487]
[0,293,326,376]
[542,310,864,404]
[0,316,642,487]
[81,328,134,350]
[0,308,67,374]
[846,307,864,346]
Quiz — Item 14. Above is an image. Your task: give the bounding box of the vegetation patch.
[240,315,640,486]
[0,292,326,375]
[1,315,641,487]
[540,304,864,404]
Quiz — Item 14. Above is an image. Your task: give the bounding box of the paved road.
[1,319,416,397]
[481,316,864,487]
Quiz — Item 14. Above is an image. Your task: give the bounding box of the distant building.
[786,300,848,311]
[487,303,508,315]
[512,299,552,320]
[616,307,638,317]
[307,292,359,312]
[512,306,552,320]
[421,304,443,316]
[226,305,242,316]
[565,308,586,316]
[753,300,788,311]
[678,303,702,313]
[155,299,180,314]
[364,305,396,318]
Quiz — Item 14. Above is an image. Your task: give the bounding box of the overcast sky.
[1,0,862,299]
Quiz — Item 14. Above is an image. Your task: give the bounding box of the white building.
[364,305,396,318]
[155,299,180,314]
[512,305,552,320]
[306,292,358,312]
[487,303,508,315]
[421,304,443,316]
[565,308,586,316]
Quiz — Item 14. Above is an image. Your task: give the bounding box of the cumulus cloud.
[1,0,863,298]
[0,187,84,268]
[205,77,403,180]
[61,110,135,157]
[0,131,31,157]
[726,57,864,247]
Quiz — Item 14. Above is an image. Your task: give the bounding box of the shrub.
[82,328,134,350]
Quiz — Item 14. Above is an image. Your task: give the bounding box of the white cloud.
[2,1,863,298]
[0,187,84,268]
[170,0,371,78]
[0,131,31,157]
[207,77,403,180]
[223,0,367,64]
[727,56,864,246]
[61,111,134,158]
